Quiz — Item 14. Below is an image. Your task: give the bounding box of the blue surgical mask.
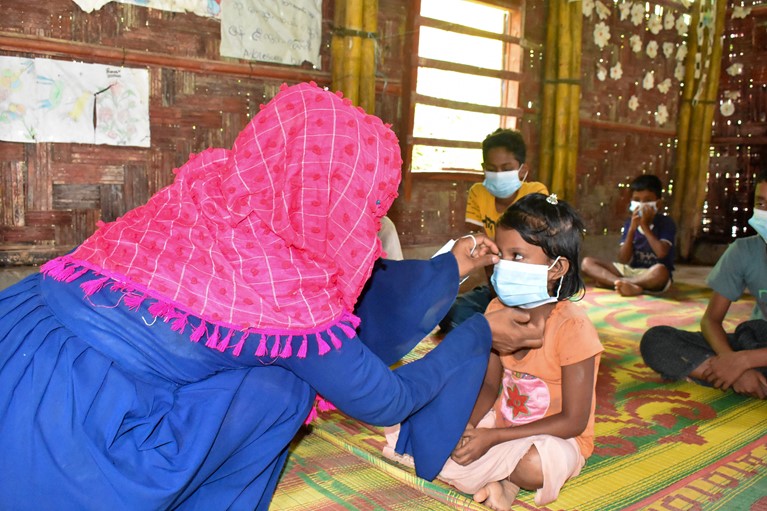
[748,208,767,243]
[490,256,563,308]
[483,164,525,199]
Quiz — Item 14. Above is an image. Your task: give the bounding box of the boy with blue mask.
[641,169,767,399]
[439,129,548,334]
[465,129,548,239]
[580,174,676,296]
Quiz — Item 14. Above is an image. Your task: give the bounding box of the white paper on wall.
[220,0,322,68]
[0,56,39,143]
[71,0,112,13]
[0,57,150,147]
[35,59,100,144]
[94,66,151,147]
[72,0,221,18]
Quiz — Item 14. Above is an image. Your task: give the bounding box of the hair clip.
[546,194,558,205]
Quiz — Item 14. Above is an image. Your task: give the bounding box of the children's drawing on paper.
[94,67,150,147]
[0,57,37,143]
[35,59,99,144]
[0,57,150,146]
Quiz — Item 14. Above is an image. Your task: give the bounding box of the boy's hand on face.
[639,204,656,227]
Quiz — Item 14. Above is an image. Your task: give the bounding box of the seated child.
[581,174,676,296]
[641,168,767,399]
[439,128,548,333]
[387,193,603,511]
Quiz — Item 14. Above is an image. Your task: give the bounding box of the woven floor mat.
[273,283,767,510]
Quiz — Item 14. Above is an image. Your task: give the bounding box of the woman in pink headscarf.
[0,82,540,510]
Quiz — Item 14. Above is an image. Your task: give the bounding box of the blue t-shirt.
[620,214,676,272]
[707,235,767,320]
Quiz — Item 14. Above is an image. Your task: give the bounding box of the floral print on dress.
[499,369,550,426]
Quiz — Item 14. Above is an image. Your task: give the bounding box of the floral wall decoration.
[597,63,608,81]
[582,0,694,128]
[643,70,655,89]
[655,104,670,125]
[726,63,743,76]
[719,90,738,117]
[594,21,612,48]
[610,62,623,80]
[646,40,659,58]
[714,3,753,123]
[648,13,663,34]
[663,42,675,58]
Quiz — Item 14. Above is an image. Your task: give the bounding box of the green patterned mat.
[272,283,767,510]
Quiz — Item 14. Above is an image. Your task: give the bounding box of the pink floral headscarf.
[43,82,402,356]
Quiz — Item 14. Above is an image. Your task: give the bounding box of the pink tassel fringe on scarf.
[41,81,402,362]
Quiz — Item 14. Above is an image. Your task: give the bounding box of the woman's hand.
[451,234,500,280]
[485,306,545,354]
[450,427,497,466]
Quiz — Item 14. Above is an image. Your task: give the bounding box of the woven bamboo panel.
[0,0,406,265]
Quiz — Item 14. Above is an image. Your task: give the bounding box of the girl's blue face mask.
[748,208,767,243]
[490,256,563,309]
[483,164,525,199]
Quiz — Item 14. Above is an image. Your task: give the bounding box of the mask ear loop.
[518,164,527,183]
[457,234,478,285]
[547,256,564,299]
[554,276,563,299]
[461,234,478,256]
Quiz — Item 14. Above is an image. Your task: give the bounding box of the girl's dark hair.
[496,193,586,301]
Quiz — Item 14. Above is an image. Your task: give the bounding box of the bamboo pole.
[689,0,727,249]
[343,0,364,104]
[565,0,582,203]
[552,0,572,198]
[360,0,378,113]
[671,1,701,246]
[538,0,559,188]
[680,1,711,257]
[331,0,347,93]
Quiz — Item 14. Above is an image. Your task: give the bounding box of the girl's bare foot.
[615,279,643,297]
[473,480,520,511]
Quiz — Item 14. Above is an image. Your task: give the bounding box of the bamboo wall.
[575,0,685,237]
[704,6,767,243]
[0,0,407,265]
[2,0,765,266]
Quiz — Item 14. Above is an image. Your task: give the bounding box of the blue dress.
[0,254,491,510]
